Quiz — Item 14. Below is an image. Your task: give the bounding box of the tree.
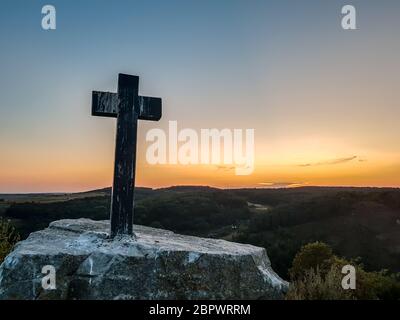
[289,242,334,280]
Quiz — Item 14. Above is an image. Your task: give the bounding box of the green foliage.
[134,190,250,235]
[286,242,400,300]
[4,189,251,238]
[286,266,353,300]
[6,196,110,237]
[0,218,20,263]
[247,193,354,232]
[235,228,303,278]
[238,188,400,275]
[354,268,400,300]
[289,242,334,279]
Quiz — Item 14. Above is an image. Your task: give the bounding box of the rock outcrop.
[0,219,288,299]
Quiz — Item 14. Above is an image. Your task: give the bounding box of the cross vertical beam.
[111,74,138,237]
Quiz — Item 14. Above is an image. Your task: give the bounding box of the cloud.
[258,182,307,188]
[215,165,236,171]
[297,156,358,167]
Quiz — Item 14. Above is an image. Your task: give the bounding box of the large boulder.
[0,219,288,299]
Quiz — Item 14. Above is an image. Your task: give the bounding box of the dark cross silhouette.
[92,74,162,237]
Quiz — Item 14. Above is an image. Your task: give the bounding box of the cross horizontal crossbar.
[92,91,162,121]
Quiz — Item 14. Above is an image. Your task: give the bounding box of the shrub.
[354,268,400,300]
[286,266,353,300]
[0,218,20,263]
[287,242,400,300]
[289,242,334,280]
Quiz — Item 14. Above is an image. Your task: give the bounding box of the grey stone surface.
[0,219,288,300]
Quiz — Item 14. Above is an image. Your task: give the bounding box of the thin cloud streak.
[258,182,307,188]
[297,156,358,167]
[215,165,236,171]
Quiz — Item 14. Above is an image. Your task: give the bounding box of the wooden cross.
[92,74,162,237]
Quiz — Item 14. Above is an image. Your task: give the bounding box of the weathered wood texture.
[92,93,161,120]
[92,74,162,237]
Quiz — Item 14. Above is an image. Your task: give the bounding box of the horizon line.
[1,184,400,195]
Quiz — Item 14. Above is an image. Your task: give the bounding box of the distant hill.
[156,185,220,192]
